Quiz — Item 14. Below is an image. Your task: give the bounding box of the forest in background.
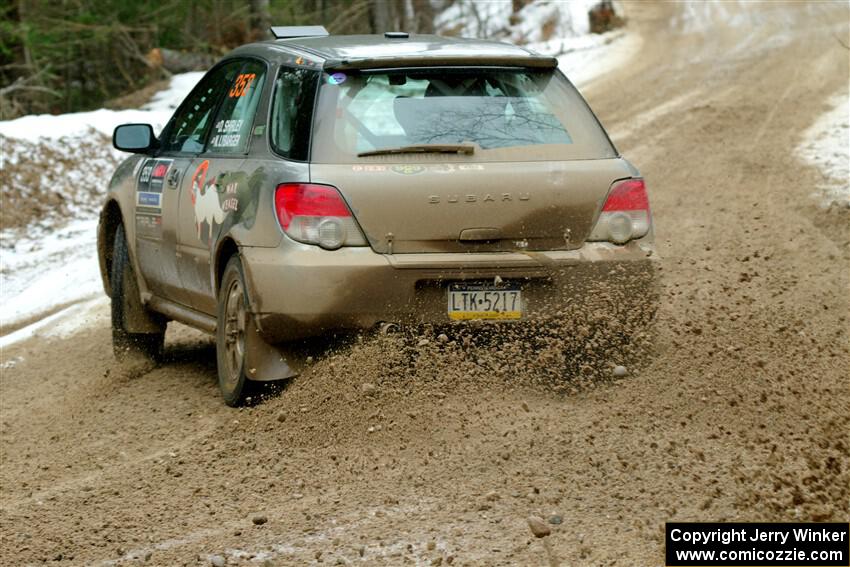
[0,0,456,119]
[0,0,620,120]
[2,0,571,119]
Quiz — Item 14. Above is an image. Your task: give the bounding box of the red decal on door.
[152,163,169,178]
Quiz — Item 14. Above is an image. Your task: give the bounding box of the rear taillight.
[587,178,651,244]
[274,183,367,249]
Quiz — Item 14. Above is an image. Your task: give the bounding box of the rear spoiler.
[323,54,558,71]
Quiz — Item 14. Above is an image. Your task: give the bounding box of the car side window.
[270,65,319,161]
[160,62,241,154]
[207,60,267,154]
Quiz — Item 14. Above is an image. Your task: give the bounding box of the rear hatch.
[308,65,628,254]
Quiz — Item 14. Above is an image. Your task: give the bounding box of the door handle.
[167,167,180,188]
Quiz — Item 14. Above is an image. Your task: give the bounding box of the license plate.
[447,283,522,321]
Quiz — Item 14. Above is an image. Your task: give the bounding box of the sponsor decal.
[189,162,244,244]
[139,162,154,184]
[391,164,425,175]
[190,160,225,244]
[284,55,315,67]
[152,163,169,178]
[135,213,162,239]
[222,181,239,212]
[137,158,171,194]
[328,72,347,85]
[429,164,456,174]
[135,159,171,236]
[351,164,388,172]
[137,192,161,208]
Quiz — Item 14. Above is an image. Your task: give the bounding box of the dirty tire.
[216,256,255,407]
[110,224,165,362]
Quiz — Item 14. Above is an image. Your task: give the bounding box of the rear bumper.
[240,240,658,343]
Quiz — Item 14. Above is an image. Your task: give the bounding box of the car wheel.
[110,224,165,361]
[216,256,255,407]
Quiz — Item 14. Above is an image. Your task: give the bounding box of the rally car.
[99,26,656,405]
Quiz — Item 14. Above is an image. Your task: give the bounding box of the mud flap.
[243,313,303,382]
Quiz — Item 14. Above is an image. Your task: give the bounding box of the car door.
[176,58,268,314]
[135,61,243,307]
[134,155,179,301]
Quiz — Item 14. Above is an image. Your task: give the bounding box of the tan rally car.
[99,26,656,405]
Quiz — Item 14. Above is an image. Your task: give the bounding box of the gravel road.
[1,2,848,565]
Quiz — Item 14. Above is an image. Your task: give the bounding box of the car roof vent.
[270,25,329,39]
[384,31,409,39]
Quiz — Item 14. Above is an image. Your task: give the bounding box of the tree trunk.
[411,0,434,33]
[249,0,271,39]
[146,48,218,74]
[370,0,391,33]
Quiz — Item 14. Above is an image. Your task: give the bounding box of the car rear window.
[309,67,616,163]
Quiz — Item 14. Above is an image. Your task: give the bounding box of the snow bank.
[435,1,635,90]
[0,72,203,142]
[435,0,600,42]
[0,73,202,351]
[551,29,639,89]
[0,219,103,331]
[796,91,850,208]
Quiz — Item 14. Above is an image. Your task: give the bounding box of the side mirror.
[113,124,158,154]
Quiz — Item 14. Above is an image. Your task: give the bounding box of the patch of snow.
[0,108,170,144]
[1,356,23,369]
[435,1,636,90]
[550,28,641,89]
[435,0,601,42]
[513,0,598,41]
[673,0,749,34]
[143,72,205,113]
[0,219,102,331]
[0,134,122,224]
[796,91,850,208]
[0,298,107,350]
[435,0,511,39]
[43,297,108,339]
[0,72,202,142]
[0,73,202,345]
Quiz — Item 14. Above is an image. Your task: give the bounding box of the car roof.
[228,34,557,71]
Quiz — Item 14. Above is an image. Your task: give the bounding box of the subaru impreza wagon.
[99,26,656,405]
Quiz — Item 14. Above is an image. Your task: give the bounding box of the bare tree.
[411,0,434,33]
[249,0,271,39]
[369,0,391,33]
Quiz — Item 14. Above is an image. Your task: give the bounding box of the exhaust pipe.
[377,322,400,335]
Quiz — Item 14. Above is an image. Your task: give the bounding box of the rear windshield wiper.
[357,144,475,157]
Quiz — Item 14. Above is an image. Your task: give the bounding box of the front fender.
[99,154,146,297]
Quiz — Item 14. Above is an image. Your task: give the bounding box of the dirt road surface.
[2,2,848,565]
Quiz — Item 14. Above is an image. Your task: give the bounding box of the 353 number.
[229,73,256,98]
